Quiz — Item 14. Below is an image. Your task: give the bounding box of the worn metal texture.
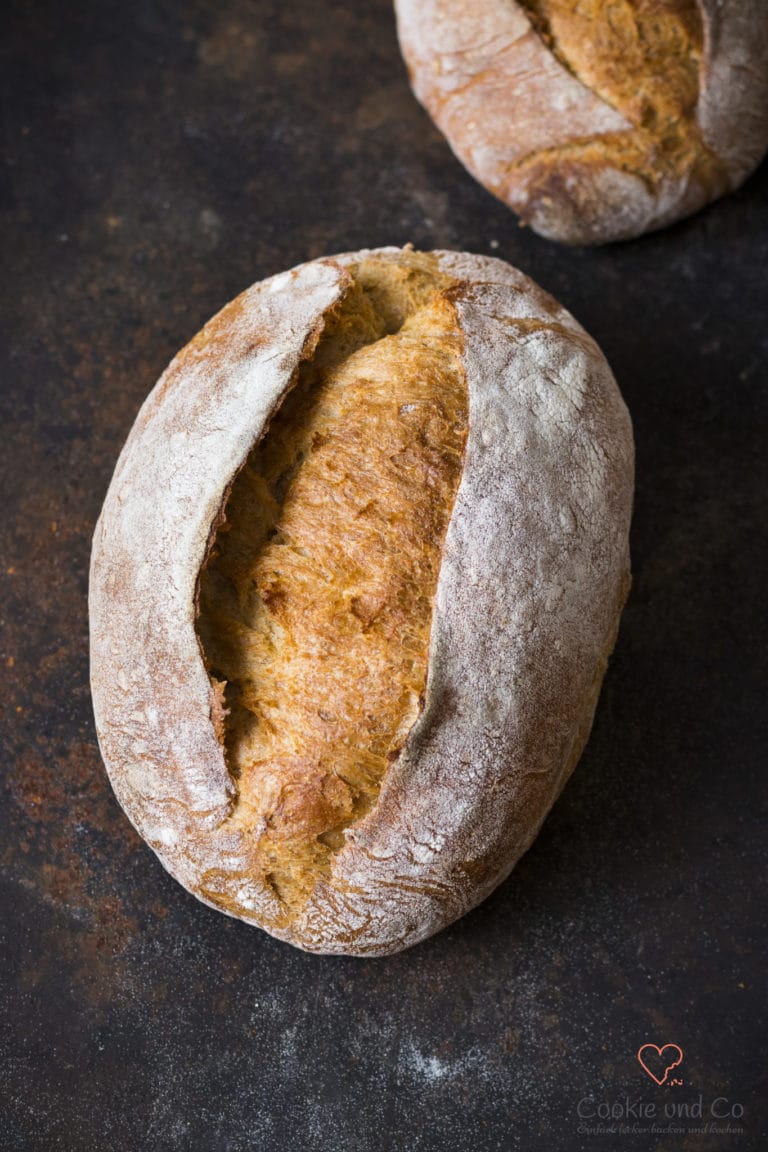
[1,1,766,1149]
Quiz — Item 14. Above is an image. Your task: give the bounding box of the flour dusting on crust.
[394,0,768,243]
[89,248,634,955]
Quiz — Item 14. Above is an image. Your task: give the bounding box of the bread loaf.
[89,247,634,955]
[395,0,768,244]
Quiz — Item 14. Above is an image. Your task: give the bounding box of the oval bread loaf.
[89,247,634,956]
[395,0,768,244]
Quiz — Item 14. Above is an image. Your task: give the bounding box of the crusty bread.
[197,259,468,910]
[394,0,768,244]
[89,248,634,955]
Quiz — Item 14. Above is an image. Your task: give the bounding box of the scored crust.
[394,0,768,244]
[89,248,634,955]
[196,255,470,909]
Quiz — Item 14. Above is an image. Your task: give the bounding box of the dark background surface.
[1,1,766,1149]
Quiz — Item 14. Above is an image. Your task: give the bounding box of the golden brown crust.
[395,0,768,243]
[89,248,634,955]
[197,255,468,909]
[519,1,704,143]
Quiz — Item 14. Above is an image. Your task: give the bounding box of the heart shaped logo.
[637,1043,684,1086]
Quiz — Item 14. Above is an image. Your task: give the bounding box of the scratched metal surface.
[1,1,766,1149]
